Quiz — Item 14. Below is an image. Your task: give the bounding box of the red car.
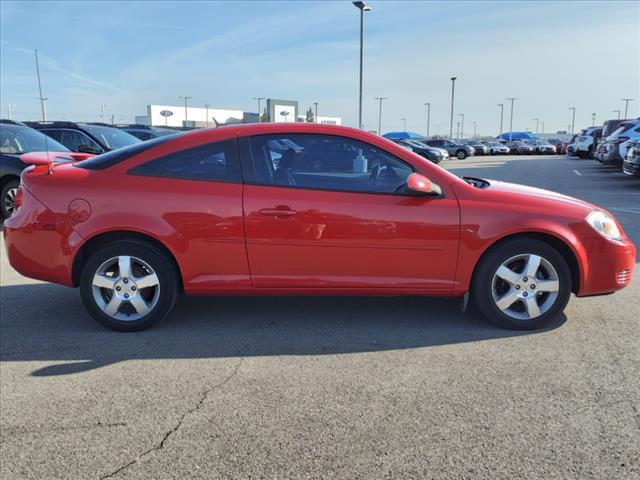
[3,124,636,331]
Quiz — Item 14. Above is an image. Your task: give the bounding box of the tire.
[80,240,179,331]
[471,238,572,330]
[489,149,495,155]
[1,178,20,220]
[456,149,467,160]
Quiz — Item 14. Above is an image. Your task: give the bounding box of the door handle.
[259,207,297,217]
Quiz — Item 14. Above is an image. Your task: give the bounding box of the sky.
[1,0,638,136]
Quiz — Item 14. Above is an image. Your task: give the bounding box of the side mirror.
[405,172,442,196]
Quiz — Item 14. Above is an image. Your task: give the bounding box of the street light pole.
[424,102,431,138]
[353,1,371,130]
[456,121,460,140]
[621,98,633,118]
[253,97,264,122]
[101,103,108,123]
[540,121,544,134]
[497,103,504,138]
[179,96,192,125]
[314,102,319,122]
[7,104,15,120]
[374,97,387,135]
[204,104,211,127]
[533,118,539,134]
[458,113,464,139]
[473,121,477,138]
[34,50,47,121]
[449,77,457,138]
[592,112,596,127]
[613,109,621,119]
[507,98,517,141]
[401,118,407,132]
[568,107,576,134]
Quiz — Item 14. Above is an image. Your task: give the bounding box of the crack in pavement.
[99,343,254,479]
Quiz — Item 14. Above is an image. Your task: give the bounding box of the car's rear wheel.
[472,239,571,330]
[456,149,467,160]
[1,178,20,220]
[80,240,179,331]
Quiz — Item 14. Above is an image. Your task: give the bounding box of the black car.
[115,124,188,141]
[391,139,443,163]
[25,121,141,154]
[0,120,72,218]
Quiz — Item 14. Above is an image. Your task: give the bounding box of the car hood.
[485,180,596,214]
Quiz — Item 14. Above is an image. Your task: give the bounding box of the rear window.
[75,133,181,170]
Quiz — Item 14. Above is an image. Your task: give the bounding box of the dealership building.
[135,99,341,128]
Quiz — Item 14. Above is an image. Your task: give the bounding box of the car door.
[242,133,460,291]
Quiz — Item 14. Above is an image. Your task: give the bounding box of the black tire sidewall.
[472,239,572,330]
[80,240,178,332]
[1,179,20,219]
[456,150,467,159]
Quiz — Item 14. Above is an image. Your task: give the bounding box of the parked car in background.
[115,124,162,141]
[600,119,640,166]
[486,142,510,155]
[422,139,474,159]
[461,140,488,155]
[391,139,445,163]
[4,123,635,332]
[575,127,602,158]
[596,119,636,163]
[0,120,92,219]
[566,135,579,156]
[25,121,142,154]
[505,140,534,155]
[622,140,640,177]
[526,139,556,155]
[547,138,567,155]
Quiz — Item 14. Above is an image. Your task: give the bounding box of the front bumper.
[622,157,640,176]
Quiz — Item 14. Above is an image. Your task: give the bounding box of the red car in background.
[3,124,636,331]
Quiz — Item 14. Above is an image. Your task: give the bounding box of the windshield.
[81,124,142,150]
[0,124,70,154]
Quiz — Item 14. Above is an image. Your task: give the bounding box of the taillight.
[13,186,24,211]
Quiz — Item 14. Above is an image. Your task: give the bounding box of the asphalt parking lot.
[1,155,638,479]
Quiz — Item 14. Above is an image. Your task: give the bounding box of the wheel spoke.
[495,290,519,311]
[524,297,542,318]
[129,295,150,316]
[537,279,559,293]
[118,256,132,279]
[524,255,542,278]
[93,274,116,290]
[135,273,159,290]
[496,265,520,285]
[104,296,123,317]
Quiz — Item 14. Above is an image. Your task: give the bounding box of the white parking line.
[607,207,640,215]
[573,170,582,176]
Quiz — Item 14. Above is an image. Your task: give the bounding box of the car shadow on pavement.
[0,283,566,377]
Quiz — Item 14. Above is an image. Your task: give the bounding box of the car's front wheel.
[1,178,20,220]
[472,238,572,330]
[456,149,468,160]
[80,240,179,331]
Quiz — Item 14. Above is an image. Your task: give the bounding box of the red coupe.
[3,124,636,331]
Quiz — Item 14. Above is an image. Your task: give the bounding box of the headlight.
[586,211,623,242]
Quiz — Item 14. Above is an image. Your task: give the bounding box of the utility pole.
[7,104,15,120]
[458,113,464,139]
[101,103,108,123]
[179,96,192,125]
[34,50,47,121]
[568,107,576,134]
[497,103,504,138]
[533,118,539,134]
[449,77,457,138]
[540,121,544,134]
[592,112,596,127]
[314,102,318,122]
[621,98,633,118]
[353,1,371,129]
[507,98,517,141]
[374,97,387,135]
[253,97,264,122]
[204,104,211,127]
[613,109,621,119]
[424,102,431,138]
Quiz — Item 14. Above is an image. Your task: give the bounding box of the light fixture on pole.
[374,97,387,135]
[313,102,319,122]
[424,102,431,138]
[621,98,633,118]
[613,109,621,119]
[401,118,407,132]
[568,107,576,134]
[353,1,371,130]
[506,98,517,141]
[253,97,264,122]
[497,103,504,138]
[101,103,109,123]
[533,118,539,134]
[449,77,457,138]
[457,113,464,139]
[179,96,192,125]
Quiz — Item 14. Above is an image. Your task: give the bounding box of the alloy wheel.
[92,255,161,321]
[3,187,17,217]
[491,253,560,320]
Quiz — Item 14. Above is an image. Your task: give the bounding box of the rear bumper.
[622,158,640,176]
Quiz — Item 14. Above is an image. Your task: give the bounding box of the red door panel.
[244,184,460,290]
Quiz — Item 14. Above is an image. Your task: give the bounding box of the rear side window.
[75,134,179,170]
[129,139,241,183]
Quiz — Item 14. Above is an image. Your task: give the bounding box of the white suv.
[575,127,602,158]
[601,119,640,165]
